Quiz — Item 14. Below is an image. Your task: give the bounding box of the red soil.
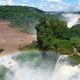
[0,21,35,55]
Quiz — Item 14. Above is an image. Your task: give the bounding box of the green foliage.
[36,17,80,57]
[70,24,80,37]
[0,6,61,34]
[0,6,45,34]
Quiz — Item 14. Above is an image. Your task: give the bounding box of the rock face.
[0,21,35,54]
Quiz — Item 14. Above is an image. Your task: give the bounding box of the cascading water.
[0,51,80,80]
[0,55,20,71]
[62,13,80,28]
[50,55,80,80]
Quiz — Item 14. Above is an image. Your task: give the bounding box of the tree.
[36,18,53,50]
[36,18,69,50]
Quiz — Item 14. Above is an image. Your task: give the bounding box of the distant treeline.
[0,6,58,34]
[0,6,45,34]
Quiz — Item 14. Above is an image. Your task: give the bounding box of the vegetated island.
[0,6,79,63]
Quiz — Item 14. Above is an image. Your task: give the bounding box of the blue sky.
[0,0,80,11]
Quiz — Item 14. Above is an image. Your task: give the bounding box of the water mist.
[0,51,80,80]
[63,13,80,28]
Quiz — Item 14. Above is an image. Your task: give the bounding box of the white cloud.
[0,0,13,5]
[41,0,63,2]
[0,0,80,11]
[49,0,63,3]
[32,0,80,11]
[32,0,69,11]
[6,0,12,5]
[0,0,5,5]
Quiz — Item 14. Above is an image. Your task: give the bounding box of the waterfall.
[62,13,80,28]
[0,52,80,80]
[0,55,19,71]
[50,55,80,80]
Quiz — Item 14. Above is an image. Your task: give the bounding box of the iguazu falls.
[0,0,80,80]
[0,51,80,80]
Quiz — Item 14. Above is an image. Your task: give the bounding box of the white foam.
[50,55,80,80]
[0,53,80,80]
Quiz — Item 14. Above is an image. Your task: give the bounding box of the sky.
[0,0,80,11]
